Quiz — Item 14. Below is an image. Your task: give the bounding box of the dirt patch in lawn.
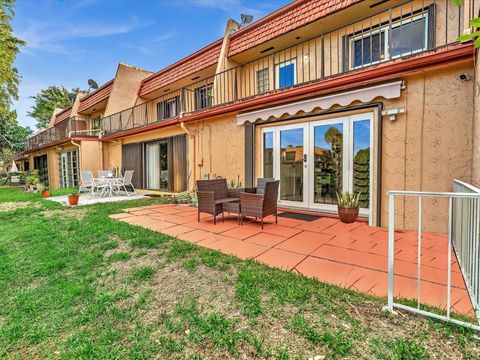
[0,201,40,213]
[40,208,88,220]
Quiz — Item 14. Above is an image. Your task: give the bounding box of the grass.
[0,187,479,359]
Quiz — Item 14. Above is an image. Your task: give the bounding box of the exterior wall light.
[381,107,405,121]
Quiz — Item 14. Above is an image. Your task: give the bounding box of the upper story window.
[194,84,213,110]
[91,116,101,130]
[256,68,269,94]
[157,96,180,121]
[348,10,431,69]
[275,59,296,89]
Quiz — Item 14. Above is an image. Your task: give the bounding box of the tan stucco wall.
[251,61,473,232]
[104,64,151,117]
[102,114,245,191]
[472,48,480,187]
[80,141,103,175]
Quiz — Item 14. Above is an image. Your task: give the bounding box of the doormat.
[277,212,321,222]
[144,194,162,197]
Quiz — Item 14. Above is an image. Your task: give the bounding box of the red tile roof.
[78,79,114,113]
[54,106,72,124]
[139,0,363,97]
[138,40,222,97]
[228,0,363,56]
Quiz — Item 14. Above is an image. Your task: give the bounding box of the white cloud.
[187,0,242,11]
[16,17,154,56]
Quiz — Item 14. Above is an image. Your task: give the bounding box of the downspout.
[70,139,82,171]
[180,121,197,193]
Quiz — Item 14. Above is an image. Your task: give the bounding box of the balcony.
[26,117,87,151]
[101,0,476,135]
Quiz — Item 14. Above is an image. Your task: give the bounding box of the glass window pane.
[278,62,295,89]
[313,123,343,204]
[391,17,426,57]
[353,120,370,208]
[353,31,384,67]
[280,128,303,202]
[257,68,269,94]
[263,132,273,178]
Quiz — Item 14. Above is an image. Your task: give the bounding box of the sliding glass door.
[261,113,373,217]
[145,140,168,190]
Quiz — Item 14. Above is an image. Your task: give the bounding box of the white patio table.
[94,177,123,197]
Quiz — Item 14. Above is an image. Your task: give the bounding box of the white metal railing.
[452,180,480,323]
[387,189,480,331]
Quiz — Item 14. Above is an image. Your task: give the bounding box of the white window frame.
[349,12,428,70]
[275,58,297,89]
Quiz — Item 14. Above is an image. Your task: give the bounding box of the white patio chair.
[98,170,113,178]
[117,170,136,196]
[79,170,107,197]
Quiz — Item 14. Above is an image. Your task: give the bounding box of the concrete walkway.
[110,204,473,316]
[48,193,144,206]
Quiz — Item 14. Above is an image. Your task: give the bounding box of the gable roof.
[78,79,114,113]
[54,106,72,124]
[139,0,363,97]
[228,0,363,56]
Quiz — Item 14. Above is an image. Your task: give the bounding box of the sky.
[12,0,290,129]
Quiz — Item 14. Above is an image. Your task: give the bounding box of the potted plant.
[25,171,40,192]
[41,185,50,198]
[68,193,80,206]
[337,191,361,223]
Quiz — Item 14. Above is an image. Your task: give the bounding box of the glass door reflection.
[280,128,304,202]
[312,123,343,205]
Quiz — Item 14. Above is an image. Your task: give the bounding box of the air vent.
[260,46,274,54]
[191,76,200,80]
[163,88,171,92]
[370,0,389,8]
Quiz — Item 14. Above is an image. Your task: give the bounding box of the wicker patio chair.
[196,179,242,224]
[240,180,279,229]
[245,178,275,194]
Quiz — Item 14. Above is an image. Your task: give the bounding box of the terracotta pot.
[68,194,80,206]
[41,189,50,198]
[338,206,359,224]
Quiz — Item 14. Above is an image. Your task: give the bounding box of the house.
[21,0,479,232]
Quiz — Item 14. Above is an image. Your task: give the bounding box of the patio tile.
[311,245,387,272]
[109,213,134,220]
[255,248,306,270]
[209,237,245,251]
[325,234,356,249]
[223,241,269,260]
[145,221,177,232]
[160,214,198,224]
[220,224,263,240]
[320,221,363,236]
[162,225,195,237]
[295,256,356,287]
[261,224,303,238]
[129,209,156,216]
[184,219,240,233]
[350,270,386,295]
[245,233,288,247]
[348,239,380,252]
[296,217,338,232]
[177,229,213,243]
[275,231,333,255]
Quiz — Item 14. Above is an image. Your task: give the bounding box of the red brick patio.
[110,204,474,316]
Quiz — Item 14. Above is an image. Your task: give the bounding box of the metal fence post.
[387,192,395,311]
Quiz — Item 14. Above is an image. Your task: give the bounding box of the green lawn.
[0,187,479,359]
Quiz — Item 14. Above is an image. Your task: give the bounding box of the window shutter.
[342,35,350,73]
[427,4,436,49]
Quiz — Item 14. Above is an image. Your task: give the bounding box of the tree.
[454,0,480,46]
[0,0,27,170]
[28,86,82,129]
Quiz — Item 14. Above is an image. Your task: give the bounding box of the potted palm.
[337,191,361,223]
[25,171,40,192]
[68,193,80,206]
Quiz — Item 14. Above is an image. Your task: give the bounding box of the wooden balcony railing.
[26,117,87,151]
[101,0,477,135]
